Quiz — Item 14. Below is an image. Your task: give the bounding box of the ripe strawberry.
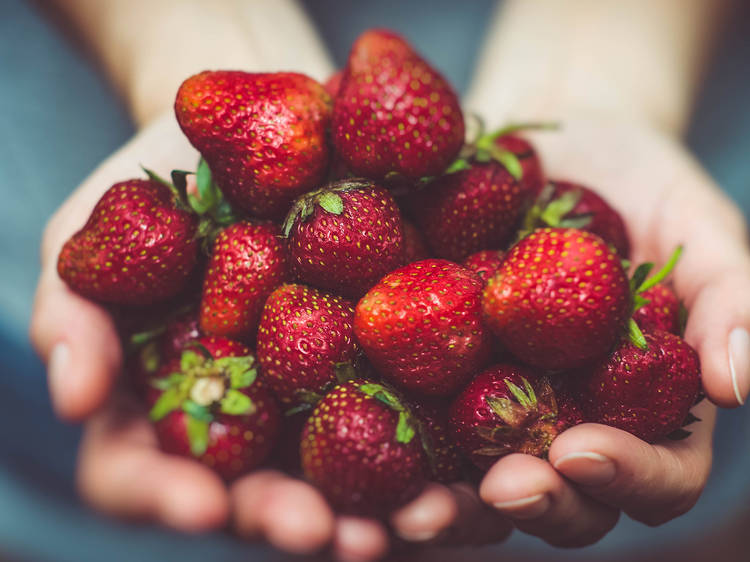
[257,283,360,406]
[355,259,491,396]
[282,179,404,298]
[411,400,463,483]
[300,380,428,515]
[401,219,431,263]
[576,330,701,442]
[150,336,281,480]
[324,70,343,98]
[462,250,505,284]
[494,134,545,198]
[633,284,681,334]
[409,162,525,262]
[332,29,464,180]
[57,179,199,305]
[175,71,332,218]
[483,228,631,370]
[449,364,583,470]
[200,221,290,342]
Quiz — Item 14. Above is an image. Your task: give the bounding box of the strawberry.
[401,219,431,263]
[150,336,281,480]
[175,71,332,218]
[324,70,343,98]
[462,250,505,284]
[257,283,360,406]
[282,179,404,298]
[355,259,491,396]
[411,400,463,483]
[633,283,681,335]
[576,330,701,442]
[494,134,545,198]
[300,380,428,515]
[483,228,631,370]
[57,179,199,305]
[332,29,464,180]
[450,365,582,470]
[200,221,290,342]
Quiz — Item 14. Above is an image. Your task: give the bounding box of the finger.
[444,482,514,546]
[231,471,335,555]
[549,400,716,526]
[480,454,619,547]
[333,517,389,562]
[77,400,229,531]
[30,268,121,420]
[389,484,458,543]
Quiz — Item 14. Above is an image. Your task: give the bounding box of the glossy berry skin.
[449,364,582,470]
[286,181,404,299]
[495,135,545,198]
[153,337,281,480]
[410,163,524,262]
[462,250,505,284]
[58,180,198,305]
[257,284,360,406]
[577,330,701,442]
[401,220,431,263]
[300,381,428,516]
[483,228,631,370]
[333,29,464,180]
[200,222,290,342]
[550,181,631,257]
[175,71,332,218]
[355,259,491,396]
[633,284,681,334]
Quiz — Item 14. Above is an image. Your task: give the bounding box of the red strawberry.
[449,364,582,470]
[300,380,428,515]
[332,29,464,180]
[175,71,332,218]
[257,283,360,406]
[355,259,491,396]
[495,134,545,198]
[401,219,431,263]
[409,162,525,262]
[633,284,681,334]
[200,221,290,342]
[150,336,281,480]
[576,330,701,442]
[462,250,505,284]
[483,228,631,370]
[411,400,463,483]
[324,70,343,98]
[57,179,199,305]
[283,179,404,299]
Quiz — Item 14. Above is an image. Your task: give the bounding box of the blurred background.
[1,0,749,560]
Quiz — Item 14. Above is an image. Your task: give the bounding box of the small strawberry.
[449,364,583,470]
[633,284,681,335]
[401,219,431,263]
[257,283,360,406]
[282,179,404,298]
[462,250,505,284]
[200,221,290,342]
[332,29,464,180]
[576,330,701,442]
[150,337,281,480]
[175,71,332,218]
[57,179,199,305]
[300,380,428,516]
[483,228,631,370]
[355,259,491,396]
[494,134,545,198]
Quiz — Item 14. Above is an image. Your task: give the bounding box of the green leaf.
[151,372,186,390]
[149,387,183,421]
[186,416,210,456]
[317,192,344,215]
[215,356,257,388]
[285,403,313,417]
[170,169,192,205]
[444,158,471,174]
[632,294,651,312]
[485,396,527,427]
[629,263,654,293]
[505,379,533,409]
[637,246,683,293]
[540,189,582,226]
[489,147,523,181]
[183,399,213,422]
[186,341,213,359]
[558,213,594,229]
[333,362,358,384]
[180,350,204,372]
[129,326,166,347]
[482,122,561,145]
[395,411,416,444]
[358,383,404,412]
[138,342,161,374]
[295,389,324,405]
[220,389,256,416]
[196,159,214,200]
[188,192,212,214]
[627,318,649,350]
[521,377,538,407]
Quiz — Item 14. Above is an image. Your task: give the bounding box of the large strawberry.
[300,380,428,516]
[282,179,404,298]
[483,228,631,370]
[332,29,464,180]
[58,179,199,305]
[449,364,583,470]
[575,330,701,442]
[150,336,281,480]
[175,71,331,218]
[462,250,505,285]
[257,283,360,406]
[200,221,290,342]
[355,259,491,396]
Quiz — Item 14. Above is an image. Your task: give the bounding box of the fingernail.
[396,529,438,542]
[492,493,549,519]
[728,327,750,406]
[553,452,616,486]
[48,343,70,399]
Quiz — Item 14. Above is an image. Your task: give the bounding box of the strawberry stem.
[627,318,648,350]
[637,246,683,293]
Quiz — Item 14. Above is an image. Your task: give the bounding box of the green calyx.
[148,346,258,457]
[515,183,593,244]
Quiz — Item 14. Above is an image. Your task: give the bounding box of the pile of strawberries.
[57,29,701,516]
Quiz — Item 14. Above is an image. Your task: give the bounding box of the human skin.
[30,0,749,560]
